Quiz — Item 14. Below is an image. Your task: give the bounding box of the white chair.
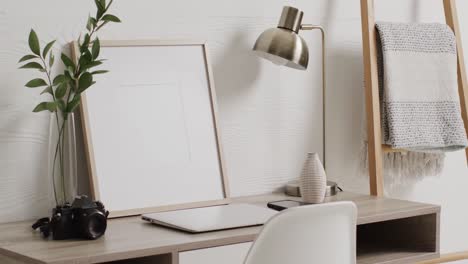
[244,201,357,264]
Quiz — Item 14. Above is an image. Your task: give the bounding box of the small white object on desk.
[300,152,327,203]
[142,204,277,233]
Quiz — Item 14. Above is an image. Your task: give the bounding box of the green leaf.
[84,49,92,59]
[61,53,75,70]
[90,17,97,27]
[28,29,41,56]
[95,0,105,19]
[57,99,66,112]
[97,10,104,20]
[18,54,38,63]
[40,86,53,95]
[55,82,68,99]
[92,38,100,60]
[99,0,106,8]
[53,74,67,86]
[33,102,57,112]
[68,80,76,92]
[101,14,121,23]
[78,51,92,67]
[32,102,48,112]
[86,16,98,31]
[91,70,108,75]
[77,34,82,46]
[64,69,73,80]
[19,62,44,70]
[94,0,105,10]
[86,15,93,31]
[47,102,58,112]
[78,72,93,92]
[42,40,56,58]
[80,34,91,52]
[82,60,102,70]
[67,66,75,79]
[66,95,81,112]
[49,54,55,67]
[25,78,48,88]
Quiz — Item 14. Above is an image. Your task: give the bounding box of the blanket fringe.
[360,142,445,190]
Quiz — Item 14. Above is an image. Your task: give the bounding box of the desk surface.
[0,192,440,264]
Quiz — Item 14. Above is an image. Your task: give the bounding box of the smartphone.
[267,200,307,211]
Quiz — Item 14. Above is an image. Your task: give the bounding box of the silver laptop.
[142,204,277,233]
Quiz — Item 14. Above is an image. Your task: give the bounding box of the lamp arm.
[300,24,327,169]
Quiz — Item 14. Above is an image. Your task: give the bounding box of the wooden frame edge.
[360,0,384,196]
[443,0,468,165]
[99,39,206,47]
[202,42,231,199]
[70,40,231,217]
[70,41,102,200]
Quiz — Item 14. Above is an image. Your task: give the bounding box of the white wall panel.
[1,0,467,257]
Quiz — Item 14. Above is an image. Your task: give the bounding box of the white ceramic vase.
[299,152,327,204]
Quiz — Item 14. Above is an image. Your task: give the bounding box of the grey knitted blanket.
[376,22,468,152]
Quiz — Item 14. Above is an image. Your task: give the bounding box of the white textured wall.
[0,0,467,258]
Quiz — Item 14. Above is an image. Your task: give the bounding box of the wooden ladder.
[360,0,468,196]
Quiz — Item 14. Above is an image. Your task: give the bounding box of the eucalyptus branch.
[18,0,121,205]
[51,135,60,205]
[59,121,67,201]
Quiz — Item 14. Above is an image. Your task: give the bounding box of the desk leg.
[172,251,179,264]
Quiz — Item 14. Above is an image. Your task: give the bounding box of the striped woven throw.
[376,22,468,152]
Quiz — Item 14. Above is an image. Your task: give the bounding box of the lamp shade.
[253,6,309,70]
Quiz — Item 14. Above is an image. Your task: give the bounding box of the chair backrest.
[243,201,357,264]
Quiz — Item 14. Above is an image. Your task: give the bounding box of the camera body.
[33,196,109,240]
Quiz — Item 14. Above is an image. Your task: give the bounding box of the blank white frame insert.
[72,40,230,218]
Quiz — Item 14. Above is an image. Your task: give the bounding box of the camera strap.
[32,217,50,230]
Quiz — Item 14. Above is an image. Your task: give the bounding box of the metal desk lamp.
[253,6,338,197]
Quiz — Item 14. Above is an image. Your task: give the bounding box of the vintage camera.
[33,196,109,240]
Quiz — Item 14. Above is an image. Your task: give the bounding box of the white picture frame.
[71,40,230,218]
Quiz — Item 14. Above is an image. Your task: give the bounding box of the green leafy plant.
[19,0,121,206]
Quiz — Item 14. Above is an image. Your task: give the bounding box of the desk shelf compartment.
[357,213,439,264]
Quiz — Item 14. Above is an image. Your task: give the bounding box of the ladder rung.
[382,145,407,153]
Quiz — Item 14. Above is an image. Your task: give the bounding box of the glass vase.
[48,112,78,206]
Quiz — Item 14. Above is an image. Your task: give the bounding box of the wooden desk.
[0,192,440,264]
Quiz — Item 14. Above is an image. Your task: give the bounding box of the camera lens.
[83,211,107,240]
